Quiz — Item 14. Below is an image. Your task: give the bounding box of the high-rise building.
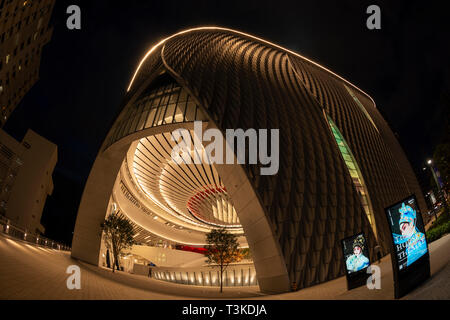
[0,128,57,234]
[0,0,55,126]
[72,27,426,293]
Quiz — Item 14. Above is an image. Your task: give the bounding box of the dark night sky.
[3,0,449,245]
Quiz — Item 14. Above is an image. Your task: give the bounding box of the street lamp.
[426,158,449,221]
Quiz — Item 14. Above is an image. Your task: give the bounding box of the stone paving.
[0,233,449,300]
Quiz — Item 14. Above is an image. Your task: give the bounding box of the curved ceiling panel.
[131,131,243,232]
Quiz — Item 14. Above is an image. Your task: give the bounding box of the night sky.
[3,0,449,245]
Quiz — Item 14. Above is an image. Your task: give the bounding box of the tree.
[100,213,136,273]
[431,95,450,212]
[433,143,450,194]
[204,228,243,293]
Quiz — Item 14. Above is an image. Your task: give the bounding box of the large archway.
[71,74,291,293]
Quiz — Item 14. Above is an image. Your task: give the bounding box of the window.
[326,114,377,238]
[106,74,208,148]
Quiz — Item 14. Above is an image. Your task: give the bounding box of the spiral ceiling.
[132,132,242,231]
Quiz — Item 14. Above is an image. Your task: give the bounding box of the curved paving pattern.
[1,234,449,299]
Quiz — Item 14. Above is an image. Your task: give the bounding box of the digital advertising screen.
[385,195,428,271]
[341,233,370,274]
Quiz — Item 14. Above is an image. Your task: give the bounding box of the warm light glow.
[130,137,244,235]
[427,159,432,165]
[6,239,26,251]
[25,244,39,252]
[127,27,377,109]
[113,197,206,246]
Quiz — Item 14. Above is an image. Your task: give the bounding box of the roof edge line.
[126,26,377,109]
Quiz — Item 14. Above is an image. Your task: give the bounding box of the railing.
[135,263,259,287]
[0,215,71,251]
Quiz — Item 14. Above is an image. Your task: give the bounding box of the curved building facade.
[72,27,426,293]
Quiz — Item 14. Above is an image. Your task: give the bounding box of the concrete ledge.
[258,274,291,294]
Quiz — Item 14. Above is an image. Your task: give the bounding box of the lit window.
[326,114,377,238]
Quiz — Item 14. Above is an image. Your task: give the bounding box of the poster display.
[384,194,430,298]
[342,233,370,274]
[385,195,428,270]
[341,232,371,290]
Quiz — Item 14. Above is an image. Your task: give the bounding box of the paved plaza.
[0,233,449,300]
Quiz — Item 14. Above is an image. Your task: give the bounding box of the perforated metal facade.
[111,28,426,290]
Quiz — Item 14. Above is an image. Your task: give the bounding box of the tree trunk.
[111,235,116,273]
[106,249,111,269]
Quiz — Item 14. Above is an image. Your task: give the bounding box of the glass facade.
[327,115,377,238]
[153,265,258,287]
[106,79,207,148]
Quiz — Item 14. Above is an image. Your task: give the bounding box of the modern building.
[0,128,57,234]
[0,0,55,126]
[72,27,426,293]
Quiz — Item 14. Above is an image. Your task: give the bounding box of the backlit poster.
[385,195,428,271]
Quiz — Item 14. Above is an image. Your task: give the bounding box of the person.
[374,245,382,264]
[106,249,111,269]
[393,203,427,267]
[346,235,370,272]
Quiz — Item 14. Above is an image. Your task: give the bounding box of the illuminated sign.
[384,194,430,298]
[385,195,428,271]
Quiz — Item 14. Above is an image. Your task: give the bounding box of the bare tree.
[204,228,243,293]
